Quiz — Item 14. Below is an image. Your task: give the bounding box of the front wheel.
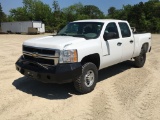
[74,62,98,94]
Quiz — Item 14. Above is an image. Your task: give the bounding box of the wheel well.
[142,43,149,53]
[81,53,100,69]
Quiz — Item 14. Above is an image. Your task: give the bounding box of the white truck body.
[16,19,151,93]
[23,19,151,69]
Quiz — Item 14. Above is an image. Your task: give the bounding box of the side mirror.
[103,32,118,41]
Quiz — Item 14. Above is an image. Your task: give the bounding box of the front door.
[101,22,122,68]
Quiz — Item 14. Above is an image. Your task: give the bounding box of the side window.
[118,22,131,38]
[104,22,119,39]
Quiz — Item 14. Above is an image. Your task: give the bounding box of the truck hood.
[23,36,86,49]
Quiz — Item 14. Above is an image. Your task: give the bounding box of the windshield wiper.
[72,35,87,39]
[57,33,67,36]
[72,35,92,40]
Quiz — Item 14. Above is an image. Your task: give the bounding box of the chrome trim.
[23,50,60,65]
[23,51,59,59]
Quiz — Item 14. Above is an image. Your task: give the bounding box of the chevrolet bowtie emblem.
[32,52,39,58]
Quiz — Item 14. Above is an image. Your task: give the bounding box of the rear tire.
[134,49,146,68]
[74,62,98,94]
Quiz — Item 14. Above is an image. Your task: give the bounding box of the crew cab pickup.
[16,19,151,93]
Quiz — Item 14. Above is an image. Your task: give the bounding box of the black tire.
[74,62,98,94]
[134,49,146,68]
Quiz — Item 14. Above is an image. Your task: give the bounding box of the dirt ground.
[0,34,160,120]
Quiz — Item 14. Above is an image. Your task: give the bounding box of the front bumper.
[15,56,82,84]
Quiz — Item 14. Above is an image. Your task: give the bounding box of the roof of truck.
[73,19,127,23]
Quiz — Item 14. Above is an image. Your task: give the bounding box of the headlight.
[59,49,78,63]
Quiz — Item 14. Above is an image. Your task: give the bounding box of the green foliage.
[53,0,60,12]
[61,3,105,30]
[83,5,105,19]
[107,0,160,33]
[10,0,52,26]
[0,3,7,23]
[62,3,84,22]
[10,7,28,21]
[45,25,54,33]
[1,0,160,33]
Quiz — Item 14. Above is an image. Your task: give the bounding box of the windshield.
[57,22,104,39]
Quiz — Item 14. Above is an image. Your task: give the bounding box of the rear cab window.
[118,22,131,38]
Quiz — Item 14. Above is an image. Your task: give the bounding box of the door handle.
[117,42,122,46]
[130,40,134,43]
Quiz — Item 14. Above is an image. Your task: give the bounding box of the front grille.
[23,46,56,55]
[23,45,59,65]
[24,55,54,65]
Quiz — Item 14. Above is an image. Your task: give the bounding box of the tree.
[107,7,124,19]
[62,3,84,22]
[62,4,104,22]
[83,5,104,19]
[53,0,60,12]
[10,7,28,21]
[10,0,52,26]
[0,3,6,23]
[108,7,116,17]
[7,0,160,33]
[52,0,62,30]
[33,1,52,25]
[106,0,160,33]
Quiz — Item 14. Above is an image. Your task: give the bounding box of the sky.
[0,0,149,15]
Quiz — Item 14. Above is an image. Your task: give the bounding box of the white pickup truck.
[16,19,151,93]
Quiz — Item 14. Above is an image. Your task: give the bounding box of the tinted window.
[57,22,104,39]
[104,22,119,39]
[118,22,131,38]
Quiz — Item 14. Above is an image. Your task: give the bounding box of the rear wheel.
[74,62,98,94]
[134,49,146,68]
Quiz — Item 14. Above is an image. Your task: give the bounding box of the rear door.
[118,22,134,62]
[101,22,123,67]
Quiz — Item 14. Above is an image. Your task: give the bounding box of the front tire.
[74,62,98,94]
